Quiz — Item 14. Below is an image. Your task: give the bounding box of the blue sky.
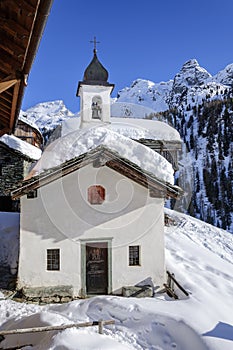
[22,0,233,113]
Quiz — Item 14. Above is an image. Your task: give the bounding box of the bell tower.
[76,37,114,129]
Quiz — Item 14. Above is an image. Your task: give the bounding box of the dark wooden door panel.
[86,242,108,294]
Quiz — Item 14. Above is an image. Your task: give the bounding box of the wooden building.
[14,116,43,149]
[0,0,53,137]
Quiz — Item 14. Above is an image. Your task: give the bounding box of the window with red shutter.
[88,185,105,204]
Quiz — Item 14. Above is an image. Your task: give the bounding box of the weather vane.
[90,36,100,53]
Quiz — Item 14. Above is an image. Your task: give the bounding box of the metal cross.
[90,36,100,52]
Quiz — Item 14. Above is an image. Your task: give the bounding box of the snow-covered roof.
[0,134,42,160]
[61,116,181,142]
[18,112,41,134]
[32,127,174,184]
[110,118,181,141]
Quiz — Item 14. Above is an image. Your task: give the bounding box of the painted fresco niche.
[91,96,102,120]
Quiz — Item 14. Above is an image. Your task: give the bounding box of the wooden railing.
[0,319,115,340]
[164,270,189,299]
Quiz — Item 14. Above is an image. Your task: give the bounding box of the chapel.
[10,43,183,301]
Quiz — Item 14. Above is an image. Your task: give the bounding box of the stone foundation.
[20,285,74,303]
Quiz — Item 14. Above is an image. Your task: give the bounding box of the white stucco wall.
[78,85,113,128]
[18,164,166,297]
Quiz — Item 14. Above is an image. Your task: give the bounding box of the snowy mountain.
[0,209,232,349]
[212,63,233,86]
[116,79,173,112]
[116,59,233,233]
[20,59,233,233]
[20,100,77,143]
[117,59,232,112]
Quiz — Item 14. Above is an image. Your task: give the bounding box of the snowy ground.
[0,210,232,349]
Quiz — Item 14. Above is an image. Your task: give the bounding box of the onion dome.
[77,39,114,96]
[83,48,109,84]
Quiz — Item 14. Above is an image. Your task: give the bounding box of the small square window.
[47,249,60,271]
[129,246,140,266]
[27,190,37,199]
[88,185,105,205]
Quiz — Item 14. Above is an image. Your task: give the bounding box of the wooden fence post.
[98,319,104,334]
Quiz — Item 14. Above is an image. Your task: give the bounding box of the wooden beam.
[0,127,10,137]
[11,0,37,15]
[20,0,41,71]
[0,17,30,38]
[3,89,13,97]
[21,0,54,74]
[0,93,12,105]
[0,79,18,94]
[0,48,22,73]
[0,30,26,57]
[0,103,11,114]
[9,80,20,130]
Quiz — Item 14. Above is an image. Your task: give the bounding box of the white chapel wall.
[18,164,165,296]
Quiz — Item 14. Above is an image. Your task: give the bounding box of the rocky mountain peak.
[212,63,233,86]
[182,58,199,69]
[172,59,212,95]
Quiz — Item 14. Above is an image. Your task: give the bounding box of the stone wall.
[0,143,35,211]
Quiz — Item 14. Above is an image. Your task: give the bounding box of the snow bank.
[0,134,41,160]
[32,126,174,184]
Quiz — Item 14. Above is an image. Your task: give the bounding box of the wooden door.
[86,242,108,294]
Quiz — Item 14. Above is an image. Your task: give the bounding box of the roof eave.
[76,81,115,97]
[12,0,54,132]
[11,145,183,200]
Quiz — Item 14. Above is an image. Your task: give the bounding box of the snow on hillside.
[212,63,233,86]
[0,210,232,349]
[117,59,231,112]
[116,79,173,112]
[111,101,158,119]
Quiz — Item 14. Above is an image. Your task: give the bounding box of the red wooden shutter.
[88,185,105,204]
